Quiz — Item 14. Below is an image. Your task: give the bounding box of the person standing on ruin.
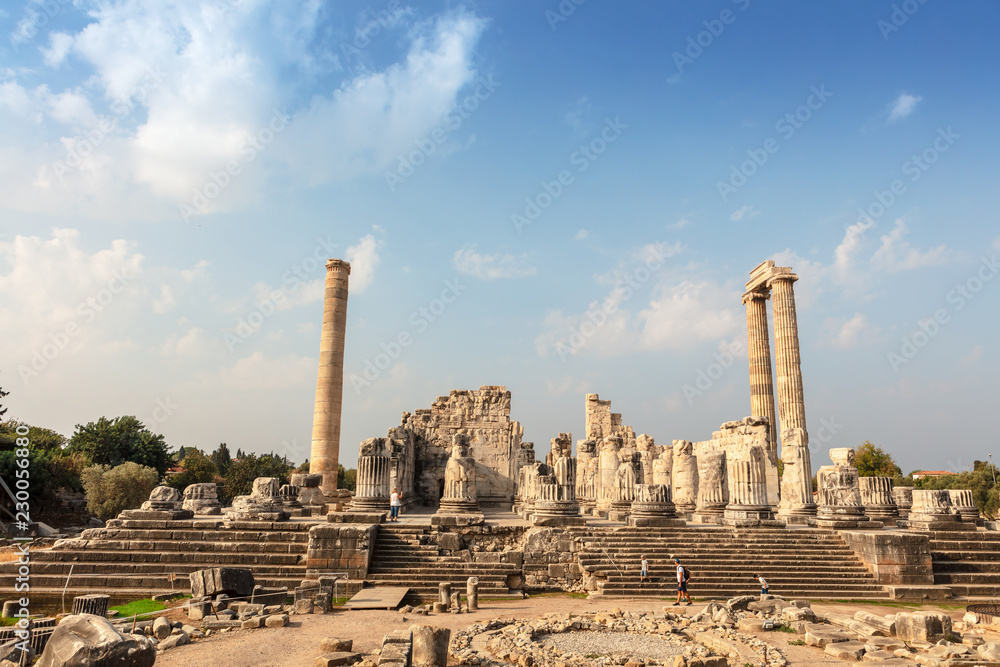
[674,558,692,605]
[639,555,650,583]
[756,573,768,597]
[389,488,402,522]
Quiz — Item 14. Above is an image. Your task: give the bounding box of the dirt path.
[155,596,979,667]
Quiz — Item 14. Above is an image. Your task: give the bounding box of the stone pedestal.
[724,446,775,526]
[608,448,640,522]
[291,473,326,508]
[893,486,914,519]
[776,427,816,524]
[692,449,727,524]
[947,490,982,525]
[814,449,873,529]
[860,477,899,519]
[628,484,685,528]
[908,490,971,531]
[71,594,110,616]
[182,483,222,515]
[227,477,290,521]
[140,486,183,511]
[466,577,479,611]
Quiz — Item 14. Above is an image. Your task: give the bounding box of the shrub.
[165,450,219,490]
[81,462,160,520]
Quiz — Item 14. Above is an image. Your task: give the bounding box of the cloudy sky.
[1,1,998,475]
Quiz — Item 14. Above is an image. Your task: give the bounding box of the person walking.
[639,555,650,583]
[756,574,768,597]
[389,488,402,522]
[673,557,692,605]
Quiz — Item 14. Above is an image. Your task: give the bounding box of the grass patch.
[0,617,19,627]
[823,599,967,611]
[788,639,806,646]
[776,624,797,633]
[109,599,167,618]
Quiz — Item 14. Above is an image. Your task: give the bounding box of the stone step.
[4,550,305,566]
[369,565,519,575]
[0,573,303,591]
[85,529,311,542]
[580,559,870,571]
[932,561,1000,573]
[933,572,1000,584]
[597,586,888,599]
[46,540,307,554]
[938,585,1000,598]
[932,550,1000,561]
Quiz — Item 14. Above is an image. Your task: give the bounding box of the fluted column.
[860,476,898,519]
[353,454,390,511]
[769,274,807,441]
[310,259,351,496]
[693,449,727,523]
[743,290,778,458]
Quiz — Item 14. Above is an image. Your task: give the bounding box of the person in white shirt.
[673,557,692,605]
[389,488,402,522]
[639,555,650,583]
[756,573,768,597]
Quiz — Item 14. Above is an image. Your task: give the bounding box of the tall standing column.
[743,290,778,459]
[769,273,807,439]
[310,259,351,497]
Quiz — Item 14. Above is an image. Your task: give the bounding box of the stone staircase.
[928,530,1000,599]
[0,518,313,608]
[366,524,522,602]
[578,525,889,599]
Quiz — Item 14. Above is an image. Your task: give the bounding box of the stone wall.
[838,530,934,586]
[584,393,635,445]
[692,417,778,506]
[306,524,377,579]
[521,527,584,591]
[386,386,526,507]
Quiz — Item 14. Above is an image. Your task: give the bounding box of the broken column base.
[776,504,817,525]
[530,514,586,527]
[628,516,686,528]
[691,505,726,525]
[328,512,385,524]
[864,505,900,520]
[607,502,632,523]
[431,513,485,527]
[907,514,976,531]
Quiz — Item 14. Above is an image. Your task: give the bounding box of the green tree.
[337,464,357,492]
[165,450,219,490]
[854,441,902,478]
[222,453,293,500]
[211,443,232,476]
[0,447,52,504]
[80,462,160,521]
[914,464,1000,519]
[67,416,172,478]
[0,420,68,452]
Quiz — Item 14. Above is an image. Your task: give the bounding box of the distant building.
[912,470,954,480]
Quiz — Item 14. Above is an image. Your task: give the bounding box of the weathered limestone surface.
[140,486,182,511]
[596,435,622,512]
[635,434,659,485]
[692,417,778,506]
[893,486,914,518]
[306,524,376,579]
[574,439,597,507]
[743,288,778,454]
[182,483,222,515]
[354,438,392,513]
[948,489,982,524]
[815,448,871,529]
[291,473,325,507]
[671,439,698,516]
[837,531,934,586]
[777,427,816,522]
[608,447,640,521]
[532,451,584,527]
[693,449,727,524]
[724,445,775,526]
[36,614,156,667]
[652,446,673,487]
[385,386,525,507]
[860,477,898,519]
[629,483,684,527]
[909,489,973,531]
[435,436,483,524]
[227,477,289,521]
[584,393,635,444]
[311,258,350,497]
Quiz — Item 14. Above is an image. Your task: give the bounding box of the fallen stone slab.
[825,641,867,661]
[157,633,189,651]
[866,637,907,652]
[861,649,898,662]
[241,617,264,629]
[855,611,896,636]
[316,652,362,667]
[895,612,952,643]
[264,614,289,628]
[806,629,854,647]
[692,631,759,664]
[201,620,242,630]
[37,614,156,667]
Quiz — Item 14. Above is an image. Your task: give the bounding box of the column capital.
[741,289,770,305]
[326,258,351,274]
[765,269,798,288]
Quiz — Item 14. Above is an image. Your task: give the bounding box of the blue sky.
[1,0,998,475]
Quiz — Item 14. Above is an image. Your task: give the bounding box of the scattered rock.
[37,614,156,667]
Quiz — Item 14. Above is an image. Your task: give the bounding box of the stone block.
[316,652,362,667]
[158,632,189,650]
[189,567,255,598]
[295,599,315,614]
[806,630,853,647]
[825,641,866,661]
[321,638,354,652]
[188,596,212,621]
[242,617,265,629]
[895,611,952,643]
[437,534,460,551]
[251,586,288,607]
[264,614,288,628]
[548,564,566,578]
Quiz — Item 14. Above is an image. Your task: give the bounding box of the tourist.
[756,574,768,597]
[639,555,650,583]
[389,488,402,522]
[673,558,692,605]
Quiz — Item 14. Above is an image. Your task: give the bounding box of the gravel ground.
[542,631,686,660]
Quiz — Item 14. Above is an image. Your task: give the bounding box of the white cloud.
[42,32,75,68]
[345,231,385,293]
[453,246,537,280]
[161,326,214,358]
[822,313,881,349]
[992,236,1000,251]
[152,284,176,314]
[871,219,959,272]
[668,218,690,230]
[574,229,589,241]
[730,205,760,222]
[213,351,315,390]
[181,260,210,282]
[887,92,922,123]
